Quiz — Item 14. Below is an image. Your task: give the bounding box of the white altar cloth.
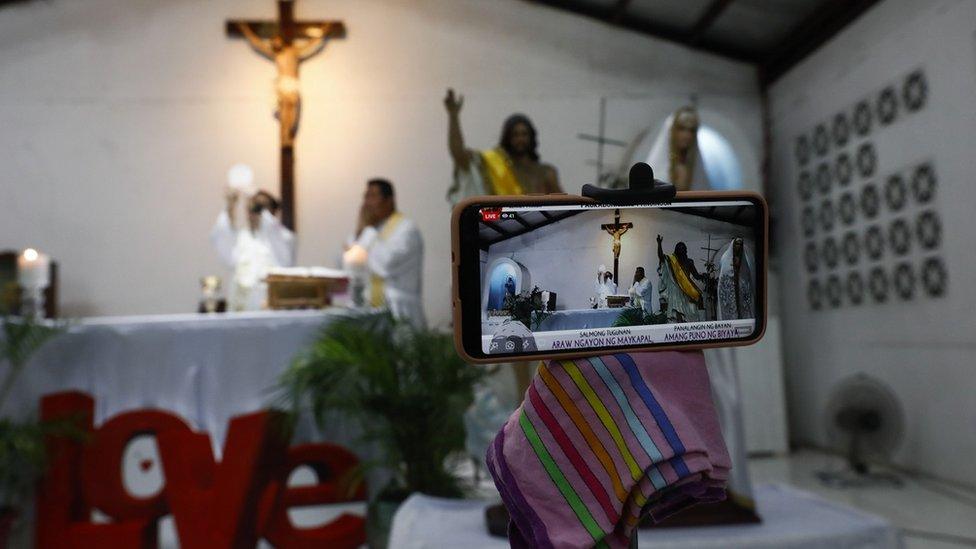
[0,309,384,548]
[0,309,357,450]
[388,483,902,549]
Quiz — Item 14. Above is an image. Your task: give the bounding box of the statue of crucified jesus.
[237,22,331,147]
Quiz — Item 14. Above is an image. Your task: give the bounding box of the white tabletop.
[388,483,902,549]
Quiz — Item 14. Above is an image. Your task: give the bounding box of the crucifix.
[601,209,632,284]
[227,0,346,231]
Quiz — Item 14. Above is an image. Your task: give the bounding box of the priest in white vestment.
[210,190,295,311]
[345,179,426,328]
[627,266,654,313]
[592,265,617,309]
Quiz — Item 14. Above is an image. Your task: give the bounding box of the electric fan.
[816,373,905,487]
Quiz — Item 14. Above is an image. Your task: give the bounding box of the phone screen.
[457,197,766,360]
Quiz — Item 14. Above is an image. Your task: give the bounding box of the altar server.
[210,189,295,311]
[346,179,426,327]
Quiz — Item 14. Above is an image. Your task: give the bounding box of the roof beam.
[688,0,736,45]
[760,0,881,86]
[482,221,511,237]
[484,210,582,247]
[521,0,758,64]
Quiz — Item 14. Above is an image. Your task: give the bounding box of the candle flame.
[23,248,39,261]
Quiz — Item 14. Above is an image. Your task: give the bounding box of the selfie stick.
[581,162,676,205]
[585,163,674,549]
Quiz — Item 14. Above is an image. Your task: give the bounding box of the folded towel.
[486,351,731,548]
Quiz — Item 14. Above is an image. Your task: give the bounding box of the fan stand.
[816,432,903,488]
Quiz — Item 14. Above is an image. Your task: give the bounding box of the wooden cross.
[600,209,633,284]
[227,0,346,231]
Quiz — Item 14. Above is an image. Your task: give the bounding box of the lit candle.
[17,248,50,289]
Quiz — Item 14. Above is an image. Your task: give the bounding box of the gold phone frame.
[451,191,769,364]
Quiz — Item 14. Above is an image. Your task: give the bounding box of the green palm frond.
[612,306,671,327]
[0,314,74,508]
[277,312,489,498]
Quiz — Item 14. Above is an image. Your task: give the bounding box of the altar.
[1,309,362,450]
[535,307,626,331]
[1,308,384,547]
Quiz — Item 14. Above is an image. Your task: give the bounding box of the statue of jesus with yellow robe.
[443,88,562,203]
[656,234,708,323]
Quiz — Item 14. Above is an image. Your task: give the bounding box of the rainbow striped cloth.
[486,351,731,548]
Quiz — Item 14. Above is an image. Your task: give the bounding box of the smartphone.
[451,192,768,363]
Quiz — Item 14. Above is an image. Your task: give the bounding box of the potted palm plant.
[0,314,68,548]
[277,313,489,549]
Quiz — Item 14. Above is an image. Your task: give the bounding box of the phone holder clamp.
[581,162,676,205]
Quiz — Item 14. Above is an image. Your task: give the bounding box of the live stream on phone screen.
[476,201,761,355]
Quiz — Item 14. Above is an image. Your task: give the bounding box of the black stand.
[582,162,676,205]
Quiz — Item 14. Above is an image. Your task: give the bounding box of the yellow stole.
[370,212,405,307]
[480,148,525,195]
[666,255,702,303]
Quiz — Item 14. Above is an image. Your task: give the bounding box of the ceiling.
[0,0,879,86]
[523,0,881,86]
[478,204,756,251]
[479,209,582,250]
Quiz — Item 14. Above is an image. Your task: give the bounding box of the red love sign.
[36,391,367,549]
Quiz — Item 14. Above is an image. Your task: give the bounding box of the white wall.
[0,0,760,325]
[486,207,756,311]
[768,0,976,484]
